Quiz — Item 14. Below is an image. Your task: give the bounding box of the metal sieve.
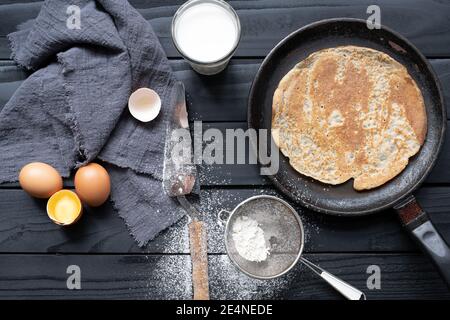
[218,195,366,300]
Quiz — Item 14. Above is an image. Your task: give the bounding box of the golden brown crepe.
[271,46,427,190]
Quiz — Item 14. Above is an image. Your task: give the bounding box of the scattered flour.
[232,216,270,262]
[141,255,192,300]
[208,255,294,300]
[137,187,320,299]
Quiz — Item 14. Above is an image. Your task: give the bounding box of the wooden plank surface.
[1,1,450,59]
[1,0,450,300]
[0,61,450,254]
[1,58,450,122]
[1,59,450,186]
[3,119,450,186]
[199,121,450,186]
[1,186,450,254]
[0,253,448,299]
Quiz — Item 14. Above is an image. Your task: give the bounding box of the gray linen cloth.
[0,0,184,246]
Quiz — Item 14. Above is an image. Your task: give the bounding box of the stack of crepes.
[0,0,184,246]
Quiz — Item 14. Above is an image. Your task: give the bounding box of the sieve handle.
[300,258,366,300]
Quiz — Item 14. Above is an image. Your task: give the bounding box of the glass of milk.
[172,0,241,75]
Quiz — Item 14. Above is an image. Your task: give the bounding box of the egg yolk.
[47,190,82,225]
[54,196,78,224]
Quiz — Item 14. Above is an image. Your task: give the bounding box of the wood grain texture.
[0,253,193,299]
[1,1,450,59]
[3,118,450,187]
[0,0,450,300]
[1,186,450,254]
[1,59,449,186]
[1,118,449,187]
[197,121,450,186]
[0,253,448,299]
[1,59,449,122]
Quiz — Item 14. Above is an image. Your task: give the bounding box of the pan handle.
[395,195,450,288]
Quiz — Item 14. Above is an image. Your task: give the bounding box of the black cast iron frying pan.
[248,18,450,287]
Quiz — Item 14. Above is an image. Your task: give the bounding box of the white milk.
[174,2,239,63]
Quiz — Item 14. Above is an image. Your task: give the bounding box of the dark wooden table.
[1,0,450,299]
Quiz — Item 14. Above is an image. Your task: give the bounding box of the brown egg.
[74,163,110,207]
[19,162,63,198]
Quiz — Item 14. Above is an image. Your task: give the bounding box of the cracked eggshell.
[47,189,83,226]
[128,88,161,122]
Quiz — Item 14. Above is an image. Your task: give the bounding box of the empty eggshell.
[128,88,161,122]
[74,163,111,207]
[19,162,63,198]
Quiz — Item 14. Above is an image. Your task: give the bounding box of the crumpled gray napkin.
[0,0,184,246]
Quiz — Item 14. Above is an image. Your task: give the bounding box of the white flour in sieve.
[231,216,270,262]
